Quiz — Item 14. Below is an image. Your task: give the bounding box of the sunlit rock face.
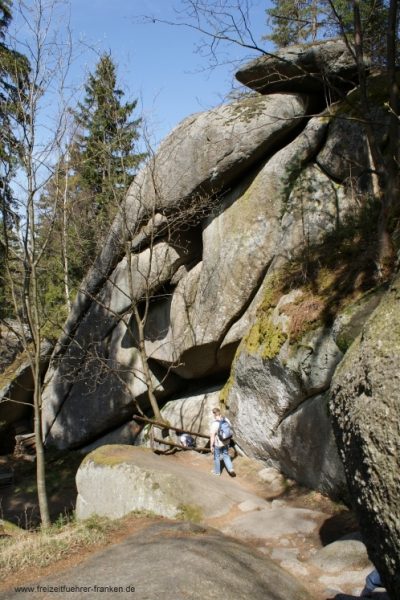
[39,39,394,512]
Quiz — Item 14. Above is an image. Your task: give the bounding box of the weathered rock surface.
[34,41,396,525]
[226,347,346,496]
[56,92,309,348]
[42,92,309,445]
[272,163,351,268]
[143,116,327,378]
[222,505,325,540]
[235,39,361,95]
[330,273,400,599]
[159,385,220,436]
[0,342,52,428]
[76,445,269,520]
[310,539,370,572]
[1,521,313,600]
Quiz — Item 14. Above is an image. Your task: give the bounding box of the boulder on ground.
[75,445,267,521]
[310,538,370,572]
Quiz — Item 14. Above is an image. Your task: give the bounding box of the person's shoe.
[228,470,236,477]
[211,471,220,475]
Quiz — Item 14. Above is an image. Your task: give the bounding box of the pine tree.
[325,0,390,63]
[265,0,323,47]
[265,1,391,60]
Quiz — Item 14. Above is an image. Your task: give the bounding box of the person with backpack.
[210,407,236,477]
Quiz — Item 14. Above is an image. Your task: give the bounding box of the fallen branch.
[152,436,211,453]
[132,414,210,440]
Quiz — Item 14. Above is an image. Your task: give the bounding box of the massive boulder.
[37,42,395,517]
[42,92,309,448]
[235,39,362,96]
[56,92,310,346]
[24,518,314,600]
[330,273,400,599]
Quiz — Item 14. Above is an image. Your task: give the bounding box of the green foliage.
[265,0,323,47]
[265,0,393,64]
[326,0,390,63]
[73,53,146,221]
[36,53,145,324]
[0,0,29,319]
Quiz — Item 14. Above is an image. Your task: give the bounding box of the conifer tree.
[0,0,29,318]
[265,0,323,47]
[36,53,145,323]
[73,53,145,244]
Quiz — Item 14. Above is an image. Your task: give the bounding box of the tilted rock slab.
[142,116,327,378]
[330,273,400,598]
[225,342,346,497]
[236,39,361,95]
[223,280,348,496]
[56,93,310,349]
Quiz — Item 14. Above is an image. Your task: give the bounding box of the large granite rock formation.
[330,273,400,599]
[37,40,394,507]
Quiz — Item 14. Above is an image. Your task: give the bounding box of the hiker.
[360,568,384,597]
[210,407,236,477]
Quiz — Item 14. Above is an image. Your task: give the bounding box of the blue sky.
[66,0,272,144]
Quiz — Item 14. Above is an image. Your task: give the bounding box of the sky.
[63,0,272,145]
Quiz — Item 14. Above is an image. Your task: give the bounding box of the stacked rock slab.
[235,38,363,95]
[39,39,392,505]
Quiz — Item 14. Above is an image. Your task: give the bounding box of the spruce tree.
[36,53,145,321]
[73,53,145,238]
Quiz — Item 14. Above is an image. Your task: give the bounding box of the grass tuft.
[0,515,117,578]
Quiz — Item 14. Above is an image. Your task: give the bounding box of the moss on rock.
[244,315,287,359]
[82,444,147,467]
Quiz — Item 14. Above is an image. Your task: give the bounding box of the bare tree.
[0,0,75,528]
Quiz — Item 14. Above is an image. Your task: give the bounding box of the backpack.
[217,417,232,442]
[180,433,196,448]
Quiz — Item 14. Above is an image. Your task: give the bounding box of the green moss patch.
[177,504,203,524]
[244,315,287,359]
[83,445,142,467]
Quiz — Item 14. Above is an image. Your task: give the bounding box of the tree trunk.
[62,156,71,312]
[133,304,163,423]
[34,378,51,528]
[353,1,395,275]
